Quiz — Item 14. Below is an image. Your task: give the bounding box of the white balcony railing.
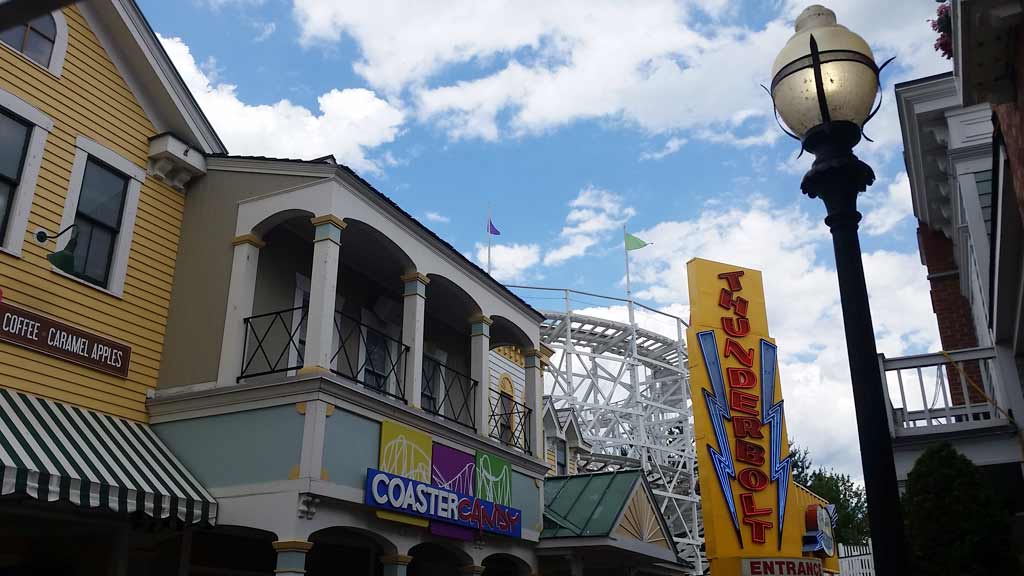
[880,347,1012,437]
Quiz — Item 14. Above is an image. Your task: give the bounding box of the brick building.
[888,0,1024,553]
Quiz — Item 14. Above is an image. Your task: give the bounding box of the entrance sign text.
[743,558,823,576]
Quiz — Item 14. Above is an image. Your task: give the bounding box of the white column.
[218,234,264,385]
[524,348,545,459]
[300,215,345,375]
[401,273,429,408]
[272,541,312,576]
[470,315,492,437]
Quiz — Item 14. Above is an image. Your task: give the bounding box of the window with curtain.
[0,108,31,242]
[71,158,128,287]
[0,14,56,68]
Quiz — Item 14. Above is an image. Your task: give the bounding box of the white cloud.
[862,171,914,235]
[544,187,635,266]
[252,21,277,42]
[424,211,450,224]
[292,0,793,142]
[622,198,938,477]
[474,242,542,282]
[159,34,404,173]
[641,137,687,161]
[289,0,950,160]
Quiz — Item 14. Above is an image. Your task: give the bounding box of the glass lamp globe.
[770,5,878,140]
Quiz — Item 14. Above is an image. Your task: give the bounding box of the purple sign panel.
[431,444,476,540]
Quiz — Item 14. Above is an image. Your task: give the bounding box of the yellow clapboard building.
[0,1,224,570]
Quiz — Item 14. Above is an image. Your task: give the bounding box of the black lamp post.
[769,5,906,575]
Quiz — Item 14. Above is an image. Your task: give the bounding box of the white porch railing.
[839,540,874,576]
[879,347,1011,437]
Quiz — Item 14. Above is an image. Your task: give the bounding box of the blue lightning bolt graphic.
[697,330,742,545]
[760,339,792,549]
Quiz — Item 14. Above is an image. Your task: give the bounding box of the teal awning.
[0,388,216,524]
[542,469,642,538]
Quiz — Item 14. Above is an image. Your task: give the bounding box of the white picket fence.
[838,541,874,576]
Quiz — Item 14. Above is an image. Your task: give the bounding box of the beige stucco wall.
[159,170,323,388]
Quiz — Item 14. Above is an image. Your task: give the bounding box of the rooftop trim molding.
[80,0,225,154]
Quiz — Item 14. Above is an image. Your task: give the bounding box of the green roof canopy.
[542,469,643,538]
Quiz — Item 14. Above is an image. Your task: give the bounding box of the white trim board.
[0,86,52,257]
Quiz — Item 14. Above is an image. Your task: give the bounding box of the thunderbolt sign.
[696,270,792,549]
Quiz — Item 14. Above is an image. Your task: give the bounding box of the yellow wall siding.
[0,6,185,421]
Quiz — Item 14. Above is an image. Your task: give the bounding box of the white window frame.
[0,10,69,77]
[56,136,145,297]
[0,87,52,257]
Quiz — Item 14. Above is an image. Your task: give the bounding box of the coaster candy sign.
[365,467,522,537]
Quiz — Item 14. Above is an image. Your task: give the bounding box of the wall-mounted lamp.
[34,224,77,275]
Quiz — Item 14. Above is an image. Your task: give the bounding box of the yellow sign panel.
[378,420,432,527]
[687,258,837,574]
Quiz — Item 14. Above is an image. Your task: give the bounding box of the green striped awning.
[0,388,216,525]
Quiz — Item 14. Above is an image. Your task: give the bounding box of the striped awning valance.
[0,388,216,524]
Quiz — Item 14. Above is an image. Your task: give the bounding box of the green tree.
[805,469,869,545]
[788,442,869,544]
[789,443,814,486]
[903,443,1020,576]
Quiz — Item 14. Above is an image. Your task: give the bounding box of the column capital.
[272,540,313,553]
[469,314,493,326]
[400,271,430,285]
[310,214,347,231]
[232,233,265,248]
[402,272,430,298]
[459,565,486,575]
[379,554,413,566]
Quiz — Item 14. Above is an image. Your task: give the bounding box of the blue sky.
[142,0,951,476]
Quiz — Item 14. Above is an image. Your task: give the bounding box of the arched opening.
[421,274,483,428]
[308,526,395,576]
[240,213,416,403]
[186,526,277,575]
[488,316,536,452]
[407,541,471,576]
[483,553,531,576]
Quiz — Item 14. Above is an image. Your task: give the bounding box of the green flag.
[624,231,648,251]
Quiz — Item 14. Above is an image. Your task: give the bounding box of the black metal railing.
[240,306,307,379]
[489,394,532,453]
[240,307,408,403]
[421,357,477,430]
[330,311,408,403]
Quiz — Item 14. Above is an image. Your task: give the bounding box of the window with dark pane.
[0,14,55,68]
[556,439,567,474]
[71,158,128,287]
[0,108,31,242]
[364,329,388,391]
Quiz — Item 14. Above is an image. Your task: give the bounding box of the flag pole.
[623,225,633,301]
[487,205,492,275]
[624,228,641,407]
